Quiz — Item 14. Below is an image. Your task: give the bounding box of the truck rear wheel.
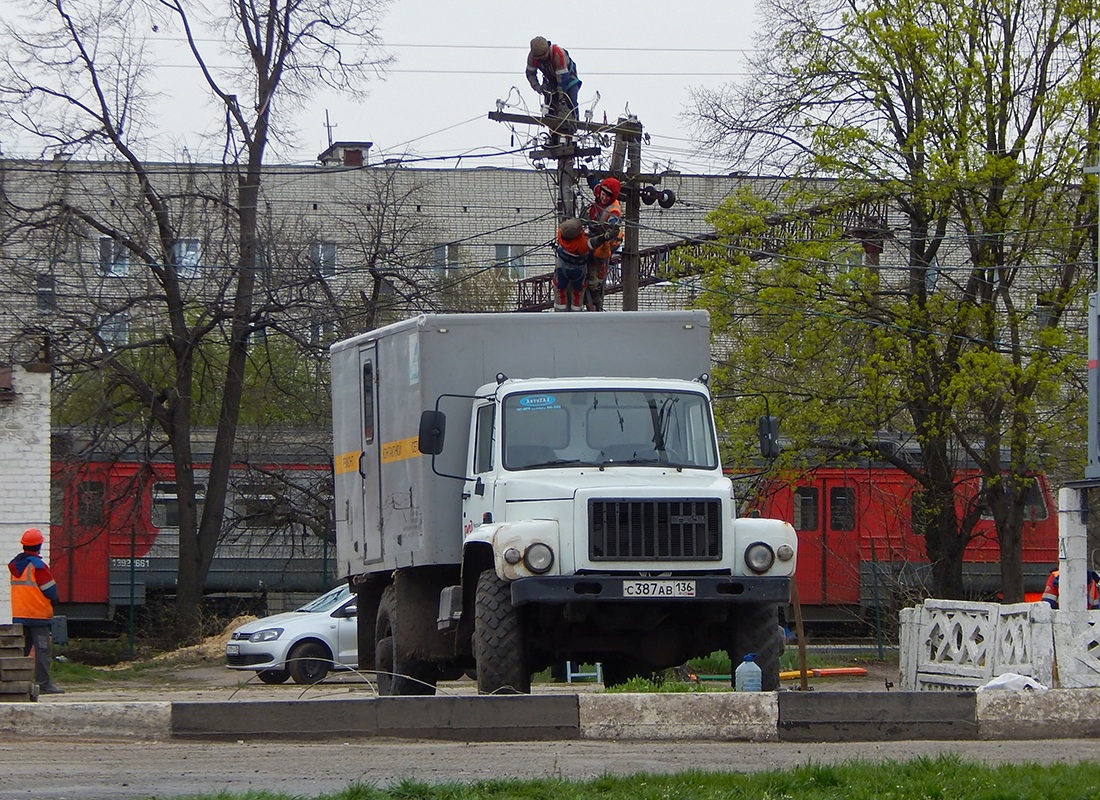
[729,604,783,691]
[474,569,530,694]
[375,584,438,696]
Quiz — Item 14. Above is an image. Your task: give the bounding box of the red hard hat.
[598,177,621,200]
[21,528,44,547]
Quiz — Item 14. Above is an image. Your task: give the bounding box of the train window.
[152,482,206,529]
[829,487,856,531]
[793,487,818,531]
[75,481,105,525]
[235,483,286,528]
[978,477,1048,522]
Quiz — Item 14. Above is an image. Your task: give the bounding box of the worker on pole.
[554,218,613,312]
[584,177,623,311]
[526,37,581,123]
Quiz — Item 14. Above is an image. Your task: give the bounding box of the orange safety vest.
[10,561,54,621]
[588,200,623,259]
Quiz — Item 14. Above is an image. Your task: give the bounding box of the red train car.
[743,465,1058,622]
[49,455,334,622]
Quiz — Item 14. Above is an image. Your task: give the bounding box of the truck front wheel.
[729,603,784,691]
[474,569,530,694]
[375,584,438,696]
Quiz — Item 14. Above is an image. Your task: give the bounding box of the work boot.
[39,683,65,694]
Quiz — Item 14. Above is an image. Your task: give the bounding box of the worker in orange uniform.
[554,217,613,312]
[8,528,64,694]
[1041,568,1100,609]
[526,36,582,123]
[584,177,623,311]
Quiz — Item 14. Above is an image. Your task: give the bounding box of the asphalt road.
[4,737,1100,799]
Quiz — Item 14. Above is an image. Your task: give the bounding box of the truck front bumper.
[510,575,790,606]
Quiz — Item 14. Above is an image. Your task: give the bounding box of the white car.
[225,585,358,684]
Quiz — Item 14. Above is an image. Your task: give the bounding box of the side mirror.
[758,415,780,459]
[418,410,446,455]
[342,605,357,618]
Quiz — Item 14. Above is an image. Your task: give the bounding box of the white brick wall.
[0,365,52,623]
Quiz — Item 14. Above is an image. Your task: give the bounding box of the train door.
[791,476,862,606]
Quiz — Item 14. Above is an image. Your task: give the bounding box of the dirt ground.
[50,616,903,701]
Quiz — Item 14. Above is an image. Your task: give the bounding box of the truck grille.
[588,498,722,561]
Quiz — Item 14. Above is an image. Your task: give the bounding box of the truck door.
[462,401,497,537]
[358,345,384,563]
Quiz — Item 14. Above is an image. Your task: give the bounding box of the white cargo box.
[330,311,711,578]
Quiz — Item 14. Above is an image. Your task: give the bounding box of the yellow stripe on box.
[381,436,422,464]
[334,451,361,475]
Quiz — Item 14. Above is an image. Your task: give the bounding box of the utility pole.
[488,109,668,311]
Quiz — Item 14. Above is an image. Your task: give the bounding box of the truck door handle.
[358,451,368,478]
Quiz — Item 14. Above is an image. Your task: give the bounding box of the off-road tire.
[474,569,530,694]
[287,641,332,685]
[729,603,784,691]
[374,584,438,696]
[600,659,643,688]
[257,668,290,685]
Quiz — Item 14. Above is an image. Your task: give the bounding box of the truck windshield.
[502,389,719,470]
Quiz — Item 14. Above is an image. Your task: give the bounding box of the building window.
[172,239,201,279]
[36,275,56,312]
[152,482,206,528]
[97,312,129,346]
[310,241,338,277]
[495,244,526,280]
[432,243,460,276]
[98,237,129,276]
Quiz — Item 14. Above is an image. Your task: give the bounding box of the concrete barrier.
[1,690,1097,742]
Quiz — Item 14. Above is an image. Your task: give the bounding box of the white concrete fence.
[900,487,1100,690]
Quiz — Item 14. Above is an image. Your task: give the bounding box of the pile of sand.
[150,614,259,663]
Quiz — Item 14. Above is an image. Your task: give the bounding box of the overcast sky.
[1,0,760,174]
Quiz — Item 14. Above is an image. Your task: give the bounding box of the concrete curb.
[0,691,1093,742]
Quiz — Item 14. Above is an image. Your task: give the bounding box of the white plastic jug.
[734,653,762,691]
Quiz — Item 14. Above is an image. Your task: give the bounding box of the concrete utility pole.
[488,110,665,312]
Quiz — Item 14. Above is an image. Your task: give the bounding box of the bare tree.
[0,0,390,635]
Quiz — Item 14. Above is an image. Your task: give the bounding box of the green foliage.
[174,756,1100,800]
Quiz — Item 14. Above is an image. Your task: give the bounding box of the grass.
[158,755,1100,799]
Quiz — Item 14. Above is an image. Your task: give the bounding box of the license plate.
[622,579,696,598]
[226,644,240,656]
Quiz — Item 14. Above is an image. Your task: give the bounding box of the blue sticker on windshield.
[519,395,557,408]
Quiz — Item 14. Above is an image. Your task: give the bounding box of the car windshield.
[502,388,719,470]
[295,585,350,613]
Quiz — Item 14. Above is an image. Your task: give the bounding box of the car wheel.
[256,668,290,685]
[287,641,333,685]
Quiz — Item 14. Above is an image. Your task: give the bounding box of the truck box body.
[331,311,711,578]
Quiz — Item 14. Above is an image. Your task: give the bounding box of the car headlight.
[744,542,775,574]
[248,628,284,643]
[523,542,554,574]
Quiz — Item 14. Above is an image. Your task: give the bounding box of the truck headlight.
[744,542,775,574]
[777,544,795,562]
[523,543,554,573]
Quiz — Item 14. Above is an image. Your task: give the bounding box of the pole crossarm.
[488,111,643,138]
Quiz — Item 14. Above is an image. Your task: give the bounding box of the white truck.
[330,311,796,694]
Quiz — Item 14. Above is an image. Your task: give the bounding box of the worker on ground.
[1041,568,1100,609]
[554,217,612,312]
[526,36,581,123]
[8,527,64,694]
[584,177,623,311]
